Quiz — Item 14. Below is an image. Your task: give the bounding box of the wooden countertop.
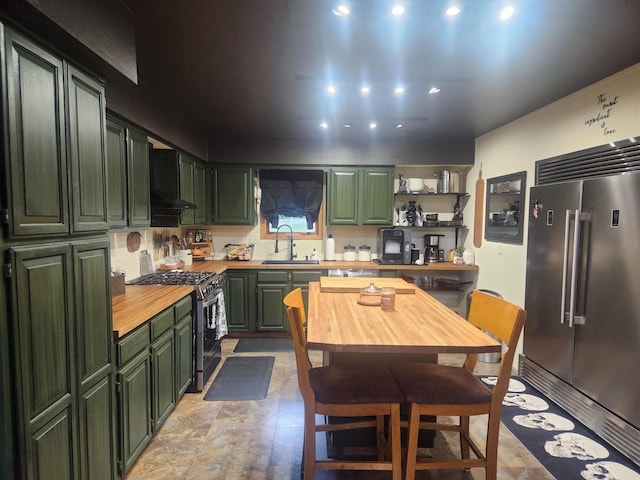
[112,259,478,340]
[306,281,499,355]
[181,259,479,272]
[112,285,194,339]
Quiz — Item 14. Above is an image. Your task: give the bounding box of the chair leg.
[485,413,501,480]
[376,415,385,461]
[404,403,421,480]
[303,409,316,480]
[460,415,470,461]
[390,404,402,480]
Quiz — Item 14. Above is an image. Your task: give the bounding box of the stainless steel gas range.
[128,270,225,392]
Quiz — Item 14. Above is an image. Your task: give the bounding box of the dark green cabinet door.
[11,244,76,478]
[175,315,193,398]
[151,330,175,432]
[3,28,68,236]
[127,126,151,227]
[359,168,394,225]
[106,118,127,227]
[225,271,256,331]
[117,351,152,476]
[179,154,195,225]
[257,283,288,331]
[212,166,255,225]
[328,168,359,225]
[73,240,112,384]
[194,162,208,225]
[79,373,116,480]
[31,408,75,480]
[66,64,108,233]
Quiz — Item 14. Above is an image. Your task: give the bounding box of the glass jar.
[381,287,396,312]
[343,244,357,261]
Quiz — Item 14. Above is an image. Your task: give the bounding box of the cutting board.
[319,276,416,294]
[473,166,484,248]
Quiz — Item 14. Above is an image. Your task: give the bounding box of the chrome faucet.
[275,225,296,261]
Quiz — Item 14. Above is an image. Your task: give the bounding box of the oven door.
[194,288,224,392]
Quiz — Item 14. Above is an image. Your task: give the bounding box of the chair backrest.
[467,289,527,401]
[283,288,314,401]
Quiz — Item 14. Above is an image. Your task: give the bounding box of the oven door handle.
[201,288,224,308]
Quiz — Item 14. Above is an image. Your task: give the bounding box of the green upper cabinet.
[194,162,208,225]
[127,126,152,227]
[66,65,108,233]
[106,118,151,229]
[359,168,395,225]
[2,27,108,237]
[179,154,195,225]
[328,167,394,226]
[211,166,255,225]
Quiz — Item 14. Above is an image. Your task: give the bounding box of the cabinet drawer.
[174,295,192,322]
[258,271,288,283]
[117,324,150,367]
[150,308,174,341]
[292,271,323,283]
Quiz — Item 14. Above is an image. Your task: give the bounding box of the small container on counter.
[343,244,357,262]
[357,245,371,262]
[380,287,396,312]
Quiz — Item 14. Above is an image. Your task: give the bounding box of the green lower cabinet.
[256,270,325,332]
[379,270,398,278]
[175,314,193,398]
[224,271,257,332]
[117,348,152,476]
[151,329,175,432]
[79,372,116,480]
[31,407,75,479]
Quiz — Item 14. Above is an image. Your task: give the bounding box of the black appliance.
[423,234,444,263]
[128,270,224,392]
[376,228,412,264]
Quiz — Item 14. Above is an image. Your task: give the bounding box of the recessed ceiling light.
[360,86,371,95]
[428,87,440,94]
[320,122,329,129]
[396,124,404,128]
[446,6,461,16]
[333,5,350,16]
[326,84,337,95]
[343,124,352,128]
[500,5,515,20]
[391,5,405,16]
[394,86,405,95]
[369,123,377,129]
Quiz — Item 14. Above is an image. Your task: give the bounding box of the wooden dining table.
[306,280,501,356]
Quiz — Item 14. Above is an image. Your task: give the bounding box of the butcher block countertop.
[112,285,194,339]
[112,259,477,340]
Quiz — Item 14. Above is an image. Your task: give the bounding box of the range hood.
[150,189,197,227]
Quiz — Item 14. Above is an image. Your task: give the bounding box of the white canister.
[462,250,475,266]
[343,245,357,262]
[179,249,193,266]
[358,245,371,262]
[325,234,335,261]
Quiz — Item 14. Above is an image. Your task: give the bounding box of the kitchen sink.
[261,259,320,265]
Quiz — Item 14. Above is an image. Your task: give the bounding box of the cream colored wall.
[462,62,640,354]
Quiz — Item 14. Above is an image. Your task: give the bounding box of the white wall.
[461,62,640,354]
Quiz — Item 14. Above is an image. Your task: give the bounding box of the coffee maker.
[424,234,444,263]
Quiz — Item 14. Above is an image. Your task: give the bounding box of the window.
[260,205,323,240]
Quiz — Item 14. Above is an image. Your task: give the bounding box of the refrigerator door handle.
[568,209,582,328]
[560,210,572,324]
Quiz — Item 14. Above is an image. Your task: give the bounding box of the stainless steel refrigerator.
[524,173,640,430]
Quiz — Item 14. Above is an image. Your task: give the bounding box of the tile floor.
[125,338,555,479]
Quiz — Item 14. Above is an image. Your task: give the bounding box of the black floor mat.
[203,356,275,401]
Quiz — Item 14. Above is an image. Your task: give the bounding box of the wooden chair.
[283,288,403,480]
[389,289,526,480]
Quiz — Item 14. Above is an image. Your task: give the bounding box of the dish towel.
[214,291,228,340]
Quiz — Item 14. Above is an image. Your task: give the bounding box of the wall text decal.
[584,93,619,136]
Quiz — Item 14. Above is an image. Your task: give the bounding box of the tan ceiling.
[124,0,640,143]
